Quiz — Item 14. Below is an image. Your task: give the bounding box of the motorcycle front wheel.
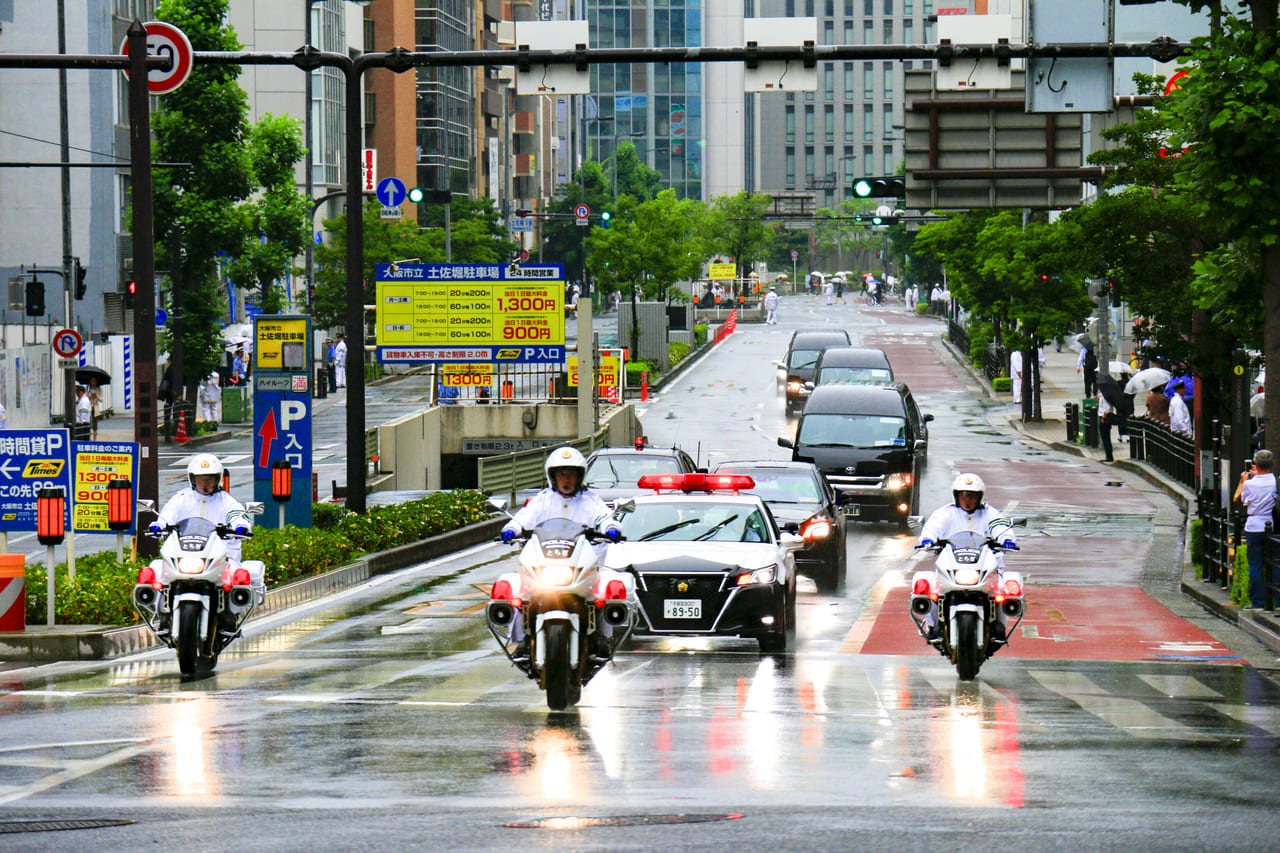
[176,601,202,678]
[954,610,980,681]
[542,621,576,711]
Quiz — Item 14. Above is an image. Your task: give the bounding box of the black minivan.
[779,329,852,413]
[778,383,932,529]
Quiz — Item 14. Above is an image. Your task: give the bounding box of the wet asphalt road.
[0,295,1278,851]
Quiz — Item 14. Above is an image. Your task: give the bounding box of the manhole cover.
[0,819,135,834]
[505,813,744,829]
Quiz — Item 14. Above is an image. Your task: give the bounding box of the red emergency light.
[636,473,755,493]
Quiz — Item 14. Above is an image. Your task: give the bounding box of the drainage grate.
[0,819,135,834]
[505,813,744,829]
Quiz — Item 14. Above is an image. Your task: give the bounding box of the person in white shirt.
[918,473,1018,641]
[200,372,221,424]
[1169,380,1192,436]
[1234,450,1276,610]
[333,334,348,388]
[763,286,779,324]
[75,386,92,426]
[1098,390,1116,462]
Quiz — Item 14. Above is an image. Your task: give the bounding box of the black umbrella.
[75,365,111,386]
[1096,373,1125,408]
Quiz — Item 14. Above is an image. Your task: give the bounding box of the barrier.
[0,555,24,632]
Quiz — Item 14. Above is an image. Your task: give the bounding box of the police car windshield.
[716,469,821,504]
[620,500,770,543]
[817,366,893,384]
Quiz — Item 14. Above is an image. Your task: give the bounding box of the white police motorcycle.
[486,509,636,711]
[133,504,266,679]
[909,530,1026,681]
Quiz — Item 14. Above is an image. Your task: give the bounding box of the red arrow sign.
[257,409,278,469]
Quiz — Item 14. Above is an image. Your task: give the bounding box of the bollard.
[271,460,292,529]
[0,554,25,632]
[37,487,65,627]
[107,479,133,563]
[641,371,649,403]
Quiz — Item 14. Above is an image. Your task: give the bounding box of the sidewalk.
[943,331,1280,654]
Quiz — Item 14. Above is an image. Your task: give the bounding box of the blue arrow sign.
[377,177,406,208]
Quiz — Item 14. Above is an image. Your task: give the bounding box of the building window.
[805,147,814,184]
[864,144,873,170]
[824,21,834,44]
[863,104,873,140]
[786,149,795,186]
[824,68,834,100]
[786,105,795,143]
[863,19,873,44]
[844,105,854,140]
[844,21,854,44]
[805,105,814,142]
[825,0,834,15]
[903,18,913,44]
[863,0,872,14]
[904,0,913,11]
[844,63,855,98]
[882,20,892,42]
[844,0,854,16]
[884,0,893,13]
[824,105,834,141]
[863,62,873,99]
[883,61,894,99]
[883,145,894,171]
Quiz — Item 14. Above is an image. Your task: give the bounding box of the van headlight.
[885,473,913,491]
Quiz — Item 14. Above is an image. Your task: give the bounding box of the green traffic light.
[852,179,874,198]
[407,187,425,203]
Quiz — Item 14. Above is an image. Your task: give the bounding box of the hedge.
[24,489,491,627]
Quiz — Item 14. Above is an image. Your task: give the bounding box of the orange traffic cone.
[174,410,190,443]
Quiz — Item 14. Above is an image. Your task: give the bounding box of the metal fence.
[1127,416,1196,490]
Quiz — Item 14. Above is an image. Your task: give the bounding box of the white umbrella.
[1252,392,1266,418]
[1125,366,1172,396]
[1108,360,1134,377]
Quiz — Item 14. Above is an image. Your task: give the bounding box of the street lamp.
[304,0,373,317]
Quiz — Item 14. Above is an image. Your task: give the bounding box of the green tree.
[612,141,663,202]
[700,191,775,279]
[417,196,517,264]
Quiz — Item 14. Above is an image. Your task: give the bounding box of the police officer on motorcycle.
[500,446,623,657]
[917,473,1017,639]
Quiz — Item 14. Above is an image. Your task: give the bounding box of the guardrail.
[1127,416,1195,489]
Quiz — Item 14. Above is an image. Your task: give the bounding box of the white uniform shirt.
[1241,472,1276,533]
[920,503,1015,568]
[763,290,779,311]
[75,393,91,424]
[1169,392,1191,435]
[157,488,250,561]
[506,487,613,534]
[334,340,347,368]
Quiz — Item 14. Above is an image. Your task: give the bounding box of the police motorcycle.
[486,502,636,711]
[908,528,1026,681]
[132,502,266,679]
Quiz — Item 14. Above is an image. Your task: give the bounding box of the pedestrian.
[1164,367,1194,407]
[201,371,221,425]
[1010,349,1024,405]
[824,276,834,306]
[1169,380,1192,436]
[834,275,846,303]
[1234,450,1276,610]
[75,384,91,428]
[87,380,101,440]
[334,334,347,388]
[1145,388,1170,424]
[1077,344,1097,397]
[763,285,779,325]
[437,377,459,404]
[326,337,337,392]
[231,348,245,385]
[1097,389,1116,463]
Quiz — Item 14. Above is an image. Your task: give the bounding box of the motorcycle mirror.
[613,498,636,514]
[905,515,923,530]
[486,497,509,514]
[780,531,805,550]
[245,501,266,516]
[137,498,156,515]
[1012,516,1028,527]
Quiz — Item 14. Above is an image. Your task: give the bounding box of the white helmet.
[544,446,588,493]
[187,453,224,491]
[951,472,985,509]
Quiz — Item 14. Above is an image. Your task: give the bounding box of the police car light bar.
[636,473,756,493]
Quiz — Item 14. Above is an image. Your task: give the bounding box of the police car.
[603,473,803,653]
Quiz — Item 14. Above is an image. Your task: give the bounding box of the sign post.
[252,315,313,528]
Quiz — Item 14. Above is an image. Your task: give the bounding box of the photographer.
[1234,450,1276,611]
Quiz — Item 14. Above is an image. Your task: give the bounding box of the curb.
[0,516,506,665]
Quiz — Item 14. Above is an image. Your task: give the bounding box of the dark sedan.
[711,460,847,592]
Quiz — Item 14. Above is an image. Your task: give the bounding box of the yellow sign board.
[255,317,308,371]
[441,363,495,387]
[376,277,565,348]
[71,448,136,532]
[709,263,736,280]
[567,355,621,390]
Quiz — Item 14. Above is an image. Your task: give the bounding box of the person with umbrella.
[1095,377,1119,463]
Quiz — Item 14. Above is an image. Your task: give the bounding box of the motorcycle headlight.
[177,557,206,575]
[535,564,575,586]
[954,568,981,586]
[736,565,777,586]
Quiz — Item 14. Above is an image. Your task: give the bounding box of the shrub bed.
[24,489,491,627]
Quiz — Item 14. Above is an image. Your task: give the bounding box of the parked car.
[583,440,701,506]
[778,329,853,413]
[605,472,802,652]
[810,345,894,388]
[711,460,847,592]
[778,383,932,529]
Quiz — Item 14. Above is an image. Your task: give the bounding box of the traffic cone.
[175,410,190,443]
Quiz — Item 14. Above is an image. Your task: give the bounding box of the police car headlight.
[954,568,981,586]
[736,565,777,586]
[536,564,575,586]
[177,557,206,575]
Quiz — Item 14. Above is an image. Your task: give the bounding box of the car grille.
[823,471,885,493]
[635,571,729,632]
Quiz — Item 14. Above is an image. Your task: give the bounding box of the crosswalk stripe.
[1028,670,1210,740]
[405,658,520,704]
[1210,703,1280,737]
[1137,673,1224,699]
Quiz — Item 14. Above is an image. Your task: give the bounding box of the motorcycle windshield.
[528,518,588,557]
[173,517,218,552]
[945,530,986,563]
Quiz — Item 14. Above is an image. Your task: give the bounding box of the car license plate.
[843,503,860,517]
[664,599,702,619]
